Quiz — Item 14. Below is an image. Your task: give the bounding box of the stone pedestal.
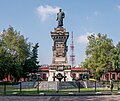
[48,68,72,81]
[48,27,72,81]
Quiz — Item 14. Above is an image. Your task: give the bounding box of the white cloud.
[36,5,60,21]
[117,5,120,9]
[77,32,95,44]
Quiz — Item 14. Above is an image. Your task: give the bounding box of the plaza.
[0,95,120,101]
[0,1,120,101]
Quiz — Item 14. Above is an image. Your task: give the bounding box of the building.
[39,66,90,81]
[101,69,120,81]
[39,66,120,81]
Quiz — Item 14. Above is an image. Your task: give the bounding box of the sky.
[0,0,120,66]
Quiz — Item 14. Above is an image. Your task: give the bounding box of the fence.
[0,80,120,95]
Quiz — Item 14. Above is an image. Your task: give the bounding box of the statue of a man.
[56,9,65,27]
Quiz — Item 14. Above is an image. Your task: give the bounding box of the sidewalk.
[37,91,120,96]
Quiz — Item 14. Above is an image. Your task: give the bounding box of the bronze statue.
[56,9,65,27]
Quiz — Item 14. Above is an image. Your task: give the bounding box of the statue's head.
[59,9,62,12]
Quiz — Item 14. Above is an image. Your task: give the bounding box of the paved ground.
[0,95,120,101]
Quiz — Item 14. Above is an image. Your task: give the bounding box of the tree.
[83,33,114,79]
[0,26,31,81]
[114,41,120,68]
[31,43,39,72]
[21,43,39,80]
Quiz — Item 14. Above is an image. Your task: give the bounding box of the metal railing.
[0,80,120,95]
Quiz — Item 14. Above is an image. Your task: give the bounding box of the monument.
[48,9,72,81]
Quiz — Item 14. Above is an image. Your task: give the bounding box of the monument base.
[48,70,72,81]
[38,81,83,90]
[48,64,72,81]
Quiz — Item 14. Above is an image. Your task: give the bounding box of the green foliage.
[31,43,39,72]
[0,26,31,81]
[21,43,39,79]
[83,33,115,79]
[115,42,120,68]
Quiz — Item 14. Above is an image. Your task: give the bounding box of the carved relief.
[55,42,65,57]
[51,27,69,64]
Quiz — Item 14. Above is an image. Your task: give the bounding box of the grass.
[0,85,119,95]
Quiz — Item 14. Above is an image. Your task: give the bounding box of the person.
[110,83,114,92]
[56,9,65,27]
[110,79,114,92]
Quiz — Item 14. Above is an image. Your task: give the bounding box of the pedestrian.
[110,83,114,92]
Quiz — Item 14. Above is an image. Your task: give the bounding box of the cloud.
[77,32,95,44]
[117,5,120,10]
[36,5,60,21]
